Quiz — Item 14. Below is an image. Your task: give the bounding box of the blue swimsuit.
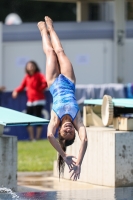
[49,74,79,121]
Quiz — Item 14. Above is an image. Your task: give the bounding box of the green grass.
[18,139,57,172]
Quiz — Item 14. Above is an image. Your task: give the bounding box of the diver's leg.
[45,16,76,83]
[38,21,60,87]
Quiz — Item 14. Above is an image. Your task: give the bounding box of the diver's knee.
[55,48,64,55]
[45,48,56,56]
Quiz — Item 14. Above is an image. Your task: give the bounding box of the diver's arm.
[70,112,88,180]
[47,121,66,158]
[47,111,77,168]
[76,125,88,166]
[47,111,66,158]
[47,122,77,168]
[74,111,88,165]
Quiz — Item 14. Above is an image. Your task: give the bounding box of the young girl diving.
[38,16,88,181]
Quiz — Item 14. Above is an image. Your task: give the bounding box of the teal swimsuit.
[49,74,79,121]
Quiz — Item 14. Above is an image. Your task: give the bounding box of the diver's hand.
[63,155,77,170]
[69,164,81,181]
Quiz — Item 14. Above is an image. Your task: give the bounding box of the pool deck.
[17,171,110,192]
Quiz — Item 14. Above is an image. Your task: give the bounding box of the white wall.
[62,39,113,84]
[124,39,133,83]
[2,39,113,91]
[3,41,46,91]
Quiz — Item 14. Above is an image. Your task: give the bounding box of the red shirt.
[15,72,47,102]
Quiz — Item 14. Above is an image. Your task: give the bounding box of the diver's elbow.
[47,132,53,140]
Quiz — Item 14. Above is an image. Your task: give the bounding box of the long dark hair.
[58,133,75,179]
[25,61,40,74]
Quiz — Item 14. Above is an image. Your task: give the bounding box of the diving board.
[84,98,133,108]
[0,106,49,126]
[83,95,133,130]
[0,107,49,191]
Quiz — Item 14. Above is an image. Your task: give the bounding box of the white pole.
[0,22,3,86]
[114,0,126,83]
[76,1,88,22]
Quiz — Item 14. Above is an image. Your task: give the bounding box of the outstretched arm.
[12,76,27,98]
[47,111,76,169]
[70,112,88,180]
[47,121,66,159]
[76,125,87,166]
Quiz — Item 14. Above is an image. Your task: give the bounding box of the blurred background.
[1,0,133,22]
[0,0,133,140]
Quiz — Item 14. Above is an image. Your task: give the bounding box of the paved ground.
[17,171,109,192]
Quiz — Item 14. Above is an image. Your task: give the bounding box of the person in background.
[0,86,6,92]
[0,86,6,106]
[12,61,47,141]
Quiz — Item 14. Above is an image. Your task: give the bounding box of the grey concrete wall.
[53,127,133,187]
[0,135,17,191]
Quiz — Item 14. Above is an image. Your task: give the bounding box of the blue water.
[0,187,133,200]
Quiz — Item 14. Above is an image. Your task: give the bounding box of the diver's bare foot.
[45,16,53,32]
[37,21,47,35]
